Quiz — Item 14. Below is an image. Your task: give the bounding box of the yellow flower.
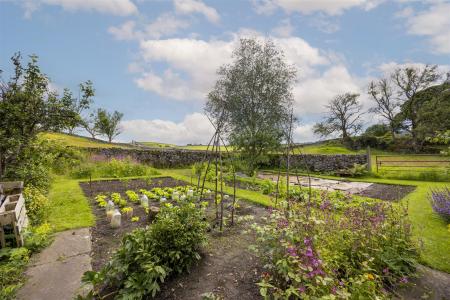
[366,273,375,280]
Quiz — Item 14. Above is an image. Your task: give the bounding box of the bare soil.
[79,177,187,271]
[356,183,416,201]
[79,177,268,299]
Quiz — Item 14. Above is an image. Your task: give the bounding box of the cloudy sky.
[1,0,449,144]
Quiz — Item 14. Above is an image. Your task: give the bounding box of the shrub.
[430,187,450,220]
[23,223,53,253]
[23,186,49,226]
[251,199,417,299]
[71,158,159,179]
[81,200,208,299]
[0,247,30,300]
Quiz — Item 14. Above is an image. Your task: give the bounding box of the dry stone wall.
[83,147,368,171]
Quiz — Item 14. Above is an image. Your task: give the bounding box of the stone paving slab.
[258,173,373,194]
[17,228,92,300]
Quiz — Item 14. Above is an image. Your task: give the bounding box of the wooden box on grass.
[0,181,28,248]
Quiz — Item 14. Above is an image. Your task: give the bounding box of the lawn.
[47,176,95,232]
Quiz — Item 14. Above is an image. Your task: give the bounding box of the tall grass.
[71,158,159,179]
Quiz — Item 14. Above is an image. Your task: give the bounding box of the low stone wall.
[82,147,368,171]
[83,147,208,168]
[265,154,368,172]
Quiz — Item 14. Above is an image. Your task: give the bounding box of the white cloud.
[293,65,365,115]
[252,0,383,16]
[293,123,316,142]
[400,2,450,54]
[272,19,294,37]
[174,0,220,23]
[109,14,190,41]
[134,33,329,101]
[120,113,214,145]
[22,0,138,17]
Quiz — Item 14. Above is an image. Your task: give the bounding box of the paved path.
[258,173,373,194]
[17,228,92,300]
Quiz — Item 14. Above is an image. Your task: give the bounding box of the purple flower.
[304,237,312,246]
[277,219,289,229]
[430,188,450,219]
[383,267,389,274]
[331,286,337,294]
[399,277,408,284]
[305,247,314,257]
[286,246,298,257]
[298,286,306,293]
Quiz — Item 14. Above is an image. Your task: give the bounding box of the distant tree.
[95,109,123,142]
[313,93,364,144]
[368,78,399,139]
[0,53,81,178]
[364,124,390,137]
[391,64,441,150]
[65,80,95,134]
[81,111,100,139]
[205,38,296,173]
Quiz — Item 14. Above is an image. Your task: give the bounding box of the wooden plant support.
[197,115,237,230]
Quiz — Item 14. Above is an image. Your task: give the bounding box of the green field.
[40,132,133,149]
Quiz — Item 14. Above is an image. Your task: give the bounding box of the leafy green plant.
[23,186,49,226]
[125,190,139,203]
[81,200,208,299]
[0,247,30,300]
[94,194,107,207]
[110,193,122,205]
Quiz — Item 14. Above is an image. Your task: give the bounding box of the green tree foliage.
[0,53,88,179]
[205,38,296,173]
[364,124,390,137]
[313,93,364,144]
[64,80,95,134]
[391,64,441,151]
[413,81,450,143]
[95,108,124,142]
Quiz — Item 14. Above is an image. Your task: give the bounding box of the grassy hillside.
[40,132,134,149]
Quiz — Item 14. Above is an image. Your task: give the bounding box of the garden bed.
[79,177,268,299]
[356,183,416,201]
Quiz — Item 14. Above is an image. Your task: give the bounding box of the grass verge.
[47,176,95,232]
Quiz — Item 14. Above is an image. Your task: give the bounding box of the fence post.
[366,146,372,172]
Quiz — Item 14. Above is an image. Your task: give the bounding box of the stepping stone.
[17,228,92,300]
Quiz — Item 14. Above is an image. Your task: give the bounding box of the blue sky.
[1,0,449,144]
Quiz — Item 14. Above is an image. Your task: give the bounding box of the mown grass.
[47,176,95,232]
[40,132,133,149]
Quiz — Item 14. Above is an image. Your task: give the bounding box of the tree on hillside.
[205,38,296,173]
[413,80,450,142]
[313,93,364,144]
[368,78,399,139]
[95,109,123,142]
[391,64,441,150]
[0,53,82,178]
[64,80,95,134]
[81,111,100,139]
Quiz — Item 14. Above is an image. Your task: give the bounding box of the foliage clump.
[251,197,417,299]
[71,158,159,179]
[430,187,450,221]
[82,200,208,299]
[23,186,49,226]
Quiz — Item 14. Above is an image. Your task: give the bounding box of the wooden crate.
[0,193,28,247]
